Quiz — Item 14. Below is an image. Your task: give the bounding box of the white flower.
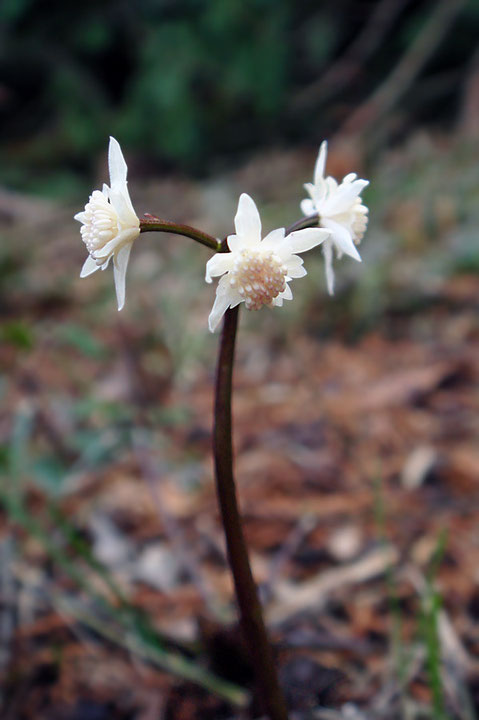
[301,141,369,295]
[205,193,330,332]
[74,137,140,310]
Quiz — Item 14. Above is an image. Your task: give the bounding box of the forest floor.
[0,131,478,720]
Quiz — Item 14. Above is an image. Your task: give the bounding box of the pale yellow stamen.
[352,199,368,244]
[80,190,118,259]
[229,248,286,310]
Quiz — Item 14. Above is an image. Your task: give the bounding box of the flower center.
[229,248,287,310]
[352,199,368,244]
[80,190,118,257]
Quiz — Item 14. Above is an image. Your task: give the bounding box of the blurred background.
[1,1,479,719]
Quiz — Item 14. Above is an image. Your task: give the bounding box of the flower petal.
[108,136,128,188]
[74,211,87,224]
[113,243,132,311]
[261,227,286,250]
[322,179,368,216]
[94,228,138,262]
[321,218,361,261]
[314,141,328,186]
[300,198,315,216]
[208,292,233,333]
[109,185,138,225]
[226,234,244,253]
[214,274,238,298]
[279,283,293,301]
[323,239,335,295]
[284,255,307,278]
[234,193,261,244]
[289,227,330,254]
[80,255,100,278]
[205,253,234,283]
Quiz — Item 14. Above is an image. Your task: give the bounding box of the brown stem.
[213,306,289,720]
[140,217,221,252]
[285,213,319,235]
[141,214,319,255]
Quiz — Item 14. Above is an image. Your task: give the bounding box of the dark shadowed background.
[1,0,478,193]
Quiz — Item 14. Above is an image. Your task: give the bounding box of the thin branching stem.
[141,213,319,254]
[285,213,319,235]
[140,217,221,252]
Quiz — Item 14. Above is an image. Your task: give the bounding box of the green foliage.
[56,322,108,359]
[1,1,477,193]
[112,0,291,164]
[0,320,34,350]
[420,530,449,720]
[373,473,410,704]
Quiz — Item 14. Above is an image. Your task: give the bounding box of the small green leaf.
[0,321,34,350]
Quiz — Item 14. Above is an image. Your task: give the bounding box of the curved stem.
[141,214,319,255]
[285,212,319,235]
[214,306,289,720]
[140,217,221,252]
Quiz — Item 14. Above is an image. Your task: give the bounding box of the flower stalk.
[213,305,289,720]
[140,217,221,252]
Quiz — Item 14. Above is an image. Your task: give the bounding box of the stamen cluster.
[351,198,368,243]
[80,190,118,260]
[230,248,287,310]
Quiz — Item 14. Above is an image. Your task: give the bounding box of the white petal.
[113,243,132,311]
[93,235,122,261]
[272,296,283,307]
[94,228,137,262]
[261,227,286,250]
[226,234,245,253]
[108,136,128,188]
[234,193,261,244]
[275,238,294,261]
[80,255,99,278]
[326,176,339,192]
[314,141,328,186]
[321,218,361,261]
[323,240,335,295]
[279,283,293,301]
[74,211,87,224]
[305,178,328,205]
[284,256,307,278]
[322,179,368,216]
[208,292,233,333]
[343,172,357,183]
[300,198,315,216]
[284,254,303,269]
[205,253,234,282]
[109,185,138,225]
[289,227,330,254]
[216,273,234,296]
